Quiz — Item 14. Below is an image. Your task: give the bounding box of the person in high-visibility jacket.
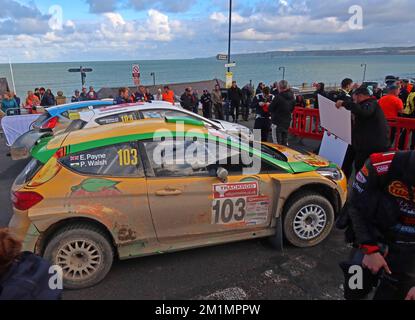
[162,86,175,105]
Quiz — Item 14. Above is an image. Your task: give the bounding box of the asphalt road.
[0,121,350,300]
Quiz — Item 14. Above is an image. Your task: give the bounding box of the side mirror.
[216,167,229,183]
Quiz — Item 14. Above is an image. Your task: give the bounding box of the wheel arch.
[35,217,118,258]
[282,183,341,217]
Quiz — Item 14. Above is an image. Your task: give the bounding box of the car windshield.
[209,129,287,162]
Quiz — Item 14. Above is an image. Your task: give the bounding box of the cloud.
[86,0,118,13]
[129,0,196,12]
[0,0,50,35]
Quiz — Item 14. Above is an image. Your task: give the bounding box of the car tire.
[43,222,114,290]
[282,191,335,248]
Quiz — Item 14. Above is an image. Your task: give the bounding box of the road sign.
[217,54,229,61]
[225,62,236,68]
[132,65,141,86]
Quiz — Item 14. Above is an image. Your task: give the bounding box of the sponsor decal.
[213,182,258,199]
[212,182,270,226]
[293,154,330,167]
[361,165,369,177]
[356,171,367,184]
[353,182,364,194]
[389,181,415,203]
[373,164,390,175]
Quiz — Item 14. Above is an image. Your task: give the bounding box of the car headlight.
[316,167,343,181]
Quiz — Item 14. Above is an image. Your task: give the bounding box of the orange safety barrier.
[290,107,415,151]
[289,107,324,140]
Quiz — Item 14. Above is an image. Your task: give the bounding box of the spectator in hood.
[269,80,296,146]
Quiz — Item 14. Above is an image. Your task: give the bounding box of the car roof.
[47,100,116,117]
[51,118,209,149]
[89,101,180,116]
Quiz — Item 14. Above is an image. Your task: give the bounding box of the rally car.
[10,100,116,160]
[9,117,347,289]
[70,101,253,140]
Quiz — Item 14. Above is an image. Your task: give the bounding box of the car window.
[32,113,50,129]
[59,142,144,177]
[96,111,140,126]
[143,139,276,177]
[141,109,216,129]
[64,119,87,133]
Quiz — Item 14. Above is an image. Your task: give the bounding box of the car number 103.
[212,198,247,224]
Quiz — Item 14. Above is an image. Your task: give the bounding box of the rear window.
[32,113,50,129]
[15,159,43,185]
[64,120,87,133]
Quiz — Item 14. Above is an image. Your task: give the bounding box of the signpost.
[226,72,233,89]
[132,65,141,86]
[68,66,93,87]
[217,54,229,61]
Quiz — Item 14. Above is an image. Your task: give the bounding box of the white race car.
[69,101,253,140]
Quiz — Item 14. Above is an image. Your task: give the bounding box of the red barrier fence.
[289,107,415,151]
[289,107,324,140]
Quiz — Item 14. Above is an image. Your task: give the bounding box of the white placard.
[319,131,349,167]
[318,94,352,145]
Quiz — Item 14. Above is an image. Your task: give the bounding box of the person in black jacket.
[228,81,243,123]
[336,87,390,173]
[252,87,274,142]
[313,82,327,109]
[339,151,415,300]
[200,90,213,119]
[40,89,56,107]
[180,87,196,112]
[269,80,296,146]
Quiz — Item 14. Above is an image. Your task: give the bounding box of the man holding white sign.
[335,87,389,174]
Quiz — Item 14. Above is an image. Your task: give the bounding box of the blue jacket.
[0,252,62,300]
[1,98,19,113]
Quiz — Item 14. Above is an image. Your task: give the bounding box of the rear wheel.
[43,223,114,289]
[282,191,335,248]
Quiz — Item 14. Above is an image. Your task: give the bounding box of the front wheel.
[282,192,335,248]
[43,223,114,290]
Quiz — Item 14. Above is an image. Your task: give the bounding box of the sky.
[1,0,414,63]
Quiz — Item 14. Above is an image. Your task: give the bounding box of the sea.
[1,55,414,98]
